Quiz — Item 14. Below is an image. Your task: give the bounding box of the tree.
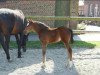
[69,0,79,29]
[54,0,70,27]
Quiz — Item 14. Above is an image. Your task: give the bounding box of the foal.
[24,20,74,68]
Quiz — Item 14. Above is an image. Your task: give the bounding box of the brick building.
[79,0,100,17]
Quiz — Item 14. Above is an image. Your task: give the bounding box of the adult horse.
[24,19,74,68]
[0,8,28,61]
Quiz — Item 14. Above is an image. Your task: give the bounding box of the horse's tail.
[68,28,74,43]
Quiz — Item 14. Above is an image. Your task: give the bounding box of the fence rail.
[73,30,100,34]
[27,16,100,21]
[27,16,100,34]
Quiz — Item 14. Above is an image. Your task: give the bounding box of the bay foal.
[24,19,74,68]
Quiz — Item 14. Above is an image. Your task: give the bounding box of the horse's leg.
[0,33,10,61]
[21,35,28,52]
[22,45,26,52]
[5,35,10,50]
[41,42,47,68]
[64,42,73,68]
[15,34,21,58]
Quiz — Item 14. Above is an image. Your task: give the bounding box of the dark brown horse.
[24,19,74,68]
[0,8,28,61]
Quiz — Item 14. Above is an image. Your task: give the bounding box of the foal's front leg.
[41,43,47,68]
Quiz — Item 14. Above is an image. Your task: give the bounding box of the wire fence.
[0,0,100,30]
[0,0,55,16]
[0,0,56,27]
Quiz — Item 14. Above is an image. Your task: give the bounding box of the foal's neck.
[33,22,50,33]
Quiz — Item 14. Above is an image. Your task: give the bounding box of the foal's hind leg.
[41,43,47,68]
[64,42,73,68]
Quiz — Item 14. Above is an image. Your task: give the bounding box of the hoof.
[23,48,26,52]
[23,50,26,52]
[18,56,22,58]
[41,64,46,69]
[66,60,74,69]
[22,46,26,52]
[8,59,13,62]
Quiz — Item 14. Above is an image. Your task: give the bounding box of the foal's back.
[40,26,71,43]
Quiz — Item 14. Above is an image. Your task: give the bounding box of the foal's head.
[23,20,36,35]
[23,19,49,35]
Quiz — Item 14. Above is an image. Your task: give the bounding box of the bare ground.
[0,48,100,75]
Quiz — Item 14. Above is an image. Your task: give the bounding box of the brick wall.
[0,0,55,16]
[0,0,55,27]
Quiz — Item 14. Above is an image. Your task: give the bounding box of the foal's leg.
[41,43,47,68]
[64,43,73,68]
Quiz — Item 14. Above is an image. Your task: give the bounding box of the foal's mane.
[31,20,50,30]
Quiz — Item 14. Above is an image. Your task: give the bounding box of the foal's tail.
[68,28,74,43]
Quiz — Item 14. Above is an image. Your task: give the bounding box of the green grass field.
[0,41,100,49]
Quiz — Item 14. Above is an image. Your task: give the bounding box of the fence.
[27,16,100,21]
[27,16,100,34]
[0,0,100,33]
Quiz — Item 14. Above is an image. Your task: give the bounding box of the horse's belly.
[11,25,19,34]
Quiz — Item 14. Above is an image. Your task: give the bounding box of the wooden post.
[54,0,70,27]
[69,0,79,29]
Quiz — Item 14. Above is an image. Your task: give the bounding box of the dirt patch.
[0,48,100,75]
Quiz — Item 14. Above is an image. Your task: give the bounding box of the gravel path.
[0,48,100,75]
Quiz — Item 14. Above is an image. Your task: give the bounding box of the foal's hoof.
[66,61,74,69]
[41,64,46,69]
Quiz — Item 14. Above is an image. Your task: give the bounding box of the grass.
[0,41,100,49]
[26,41,100,49]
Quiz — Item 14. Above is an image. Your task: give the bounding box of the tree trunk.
[54,0,70,27]
[69,0,79,29]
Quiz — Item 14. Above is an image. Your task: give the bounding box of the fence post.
[54,0,70,27]
[69,0,79,29]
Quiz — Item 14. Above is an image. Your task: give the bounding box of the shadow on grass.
[25,41,96,49]
[71,41,96,49]
[0,41,97,49]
